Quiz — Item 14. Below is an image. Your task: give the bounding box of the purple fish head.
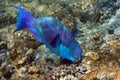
[60,28,82,62]
[60,43,82,63]
[72,44,82,62]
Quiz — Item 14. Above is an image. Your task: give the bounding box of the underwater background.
[0,0,120,80]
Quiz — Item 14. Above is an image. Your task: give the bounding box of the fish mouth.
[74,57,81,63]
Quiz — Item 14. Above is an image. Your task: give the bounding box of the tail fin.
[12,6,35,33]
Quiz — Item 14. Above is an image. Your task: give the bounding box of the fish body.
[12,6,82,62]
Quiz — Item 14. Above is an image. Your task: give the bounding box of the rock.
[28,66,38,73]
[85,51,99,61]
[17,56,27,65]
[23,40,41,49]
[0,0,3,2]
[36,45,48,54]
[17,67,27,78]
[114,27,120,35]
[2,64,15,79]
[108,28,114,34]
[97,72,107,80]
[72,8,81,18]
[0,6,16,28]
[26,48,34,56]
[9,48,18,61]
[109,72,115,79]
[0,41,7,50]
[39,0,61,4]
[0,41,8,66]
[94,0,119,23]
[44,52,61,65]
[47,64,88,79]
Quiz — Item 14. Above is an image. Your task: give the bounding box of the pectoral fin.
[50,34,61,48]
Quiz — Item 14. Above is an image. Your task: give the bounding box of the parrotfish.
[12,6,82,62]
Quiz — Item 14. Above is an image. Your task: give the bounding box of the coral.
[94,0,119,23]
[0,41,7,50]
[47,64,88,80]
[83,68,120,80]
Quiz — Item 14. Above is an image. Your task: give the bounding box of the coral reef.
[0,0,120,80]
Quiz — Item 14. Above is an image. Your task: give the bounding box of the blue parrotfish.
[12,6,82,62]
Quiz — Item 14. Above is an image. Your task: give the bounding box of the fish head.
[60,44,82,63]
[60,30,82,62]
[72,45,82,62]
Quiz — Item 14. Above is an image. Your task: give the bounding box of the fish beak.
[74,57,81,63]
[13,29,17,33]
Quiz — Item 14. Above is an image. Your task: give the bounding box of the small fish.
[12,6,82,62]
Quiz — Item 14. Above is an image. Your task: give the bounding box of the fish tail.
[11,6,35,32]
